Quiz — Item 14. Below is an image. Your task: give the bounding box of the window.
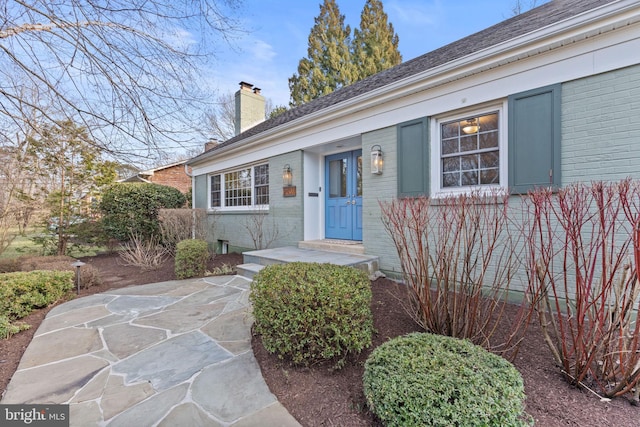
[441,112,500,188]
[432,105,506,195]
[210,175,221,207]
[225,168,252,207]
[254,164,269,205]
[209,163,269,209]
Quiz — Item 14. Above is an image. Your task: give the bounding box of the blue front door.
[325,150,362,240]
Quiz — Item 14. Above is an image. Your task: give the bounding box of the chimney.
[204,138,219,152]
[234,81,265,136]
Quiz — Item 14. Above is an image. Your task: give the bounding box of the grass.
[0,227,108,260]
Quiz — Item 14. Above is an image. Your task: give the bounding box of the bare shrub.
[243,206,281,250]
[379,191,531,360]
[118,233,168,271]
[525,180,640,400]
[17,255,102,288]
[159,208,209,255]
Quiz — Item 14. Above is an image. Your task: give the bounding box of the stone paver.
[1,275,301,427]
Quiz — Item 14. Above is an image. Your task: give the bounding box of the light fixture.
[462,118,479,134]
[282,164,293,186]
[371,145,383,175]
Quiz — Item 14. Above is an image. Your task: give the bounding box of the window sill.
[207,206,270,214]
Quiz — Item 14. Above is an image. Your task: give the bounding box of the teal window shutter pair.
[508,84,562,193]
[396,84,561,197]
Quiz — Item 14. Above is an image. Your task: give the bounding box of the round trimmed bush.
[175,239,209,279]
[250,262,373,368]
[363,333,531,427]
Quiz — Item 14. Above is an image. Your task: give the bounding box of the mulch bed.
[1,252,638,426]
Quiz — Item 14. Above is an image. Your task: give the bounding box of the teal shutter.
[193,174,208,209]
[508,84,561,193]
[397,118,429,197]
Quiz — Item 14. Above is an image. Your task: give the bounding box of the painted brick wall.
[195,151,304,253]
[561,64,640,183]
[148,164,192,193]
[362,126,402,276]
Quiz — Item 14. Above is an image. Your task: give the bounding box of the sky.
[206,0,547,107]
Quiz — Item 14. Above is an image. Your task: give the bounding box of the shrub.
[363,333,530,427]
[99,183,186,241]
[119,233,169,271]
[0,270,74,338]
[19,255,102,289]
[0,315,30,339]
[0,258,22,273]
[158,208,208,255]
[250,262,373,368]
[175,239,209,279]
[525,180,640,399]
[379,192,531,360]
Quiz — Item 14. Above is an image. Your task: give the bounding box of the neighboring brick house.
[121,161,192,194]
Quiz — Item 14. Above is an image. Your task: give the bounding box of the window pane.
[460,135,477,152]
[442,122,459,139]
[480,113,499,131]
[460,154,478,171]
[479,131,499,149]
[329,159,347,198]
[443,172,459,187]
[480,152,499,168]
[443,157,459,173]
[481,169,499,185]
[356,155,363,196]
[254,164,269,205]
[462,171,478,186]
[442,138,458,155]
[210,175,221,208]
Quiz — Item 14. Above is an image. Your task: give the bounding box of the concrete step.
[242,247,379,278]
[298,239,365,254]
[236,263,264,280]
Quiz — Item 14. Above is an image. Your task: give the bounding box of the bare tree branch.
[0,0,244,159]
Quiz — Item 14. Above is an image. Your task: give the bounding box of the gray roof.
[189,0,614,164]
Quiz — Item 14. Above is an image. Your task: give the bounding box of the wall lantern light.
[462,118,479,134]
[371,145,383,175]
[282,164,293,186]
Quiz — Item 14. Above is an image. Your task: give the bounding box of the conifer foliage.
[288,0,355,107]
[289,0,401,107]
[352,0,402,81]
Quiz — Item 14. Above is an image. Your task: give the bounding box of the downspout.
[184,163,196,239]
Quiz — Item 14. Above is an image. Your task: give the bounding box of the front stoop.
[238,246,379,280]
[297,239,365,255]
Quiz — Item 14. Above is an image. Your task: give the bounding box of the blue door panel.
[325,150,362,241]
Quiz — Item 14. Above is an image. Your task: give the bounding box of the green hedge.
[250,262,373,368]
[175,239,209,279]
[0,270,74,339]
[363,333,531,427]
[99,183,186,241]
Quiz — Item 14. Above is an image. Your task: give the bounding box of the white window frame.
[208,163,270,211]
[430,101,508,197]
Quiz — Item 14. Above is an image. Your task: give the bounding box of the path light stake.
[71,260,86,295]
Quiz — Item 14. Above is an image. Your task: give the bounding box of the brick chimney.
[234,81,265,136]
[204,138,219,152]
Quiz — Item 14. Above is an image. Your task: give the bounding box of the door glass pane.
[329,159,347,198]
[356,155,362,196]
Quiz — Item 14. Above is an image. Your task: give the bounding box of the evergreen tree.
[352,0,402,80]
[288,0,356,107]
